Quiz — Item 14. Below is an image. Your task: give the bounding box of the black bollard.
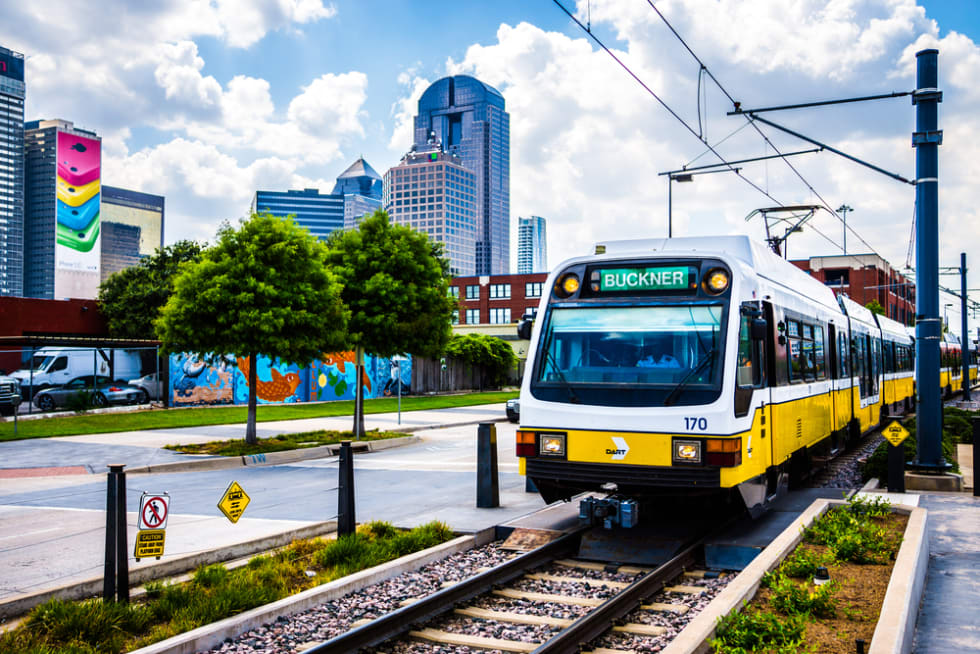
[525,475,538,494]
[115,467,129,603]
[476,423,499,508]
[103,466,119,601]
[973,417,980,498]
[338,441,356,536]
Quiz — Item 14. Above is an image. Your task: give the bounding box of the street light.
[837,204,854,255]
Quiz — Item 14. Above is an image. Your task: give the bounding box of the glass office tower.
[517,215,547,274]
[414,76,509,275]
[252,188,344,240]
[0,45,25,296]
[331,157,383,230]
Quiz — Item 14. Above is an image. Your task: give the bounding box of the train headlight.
[673,439,702,464]
[555,273,580,298]
[703,268,730,294]
[539,433,566,457]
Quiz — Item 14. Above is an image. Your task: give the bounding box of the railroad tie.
[525,572,630,589]
[640,602,689,614]
[455,606,573,627]
[554,558,651,575]
[409,627,540,653]
[493,588,604,607]
[664,584,706,595]
[613,623,667,636]
[581,648,638,654]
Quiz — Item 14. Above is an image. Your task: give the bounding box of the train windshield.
[532,304,725,407]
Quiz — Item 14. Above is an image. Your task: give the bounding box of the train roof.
[592,235,841,313]
[838,294,877,324]
[874,311,913,343]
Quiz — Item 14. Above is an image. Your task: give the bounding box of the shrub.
[767,573,838,618]
[711,604,809,653]
[776,547,830,579]
[861,412,963,482]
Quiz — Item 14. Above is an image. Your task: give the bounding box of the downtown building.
[0,45,25,297]
[100,185,165,281]
[24,119,104,299]
[517,215,547,274]
[414,75,509,275]
[384,142,477,276]
[253,157,382,240]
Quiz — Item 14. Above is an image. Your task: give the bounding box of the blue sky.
[5,0,980,333]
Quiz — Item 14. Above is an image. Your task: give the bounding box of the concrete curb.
[129,528,497,654]
[128,435,423,475]
[0,520,338,621]
[661,499,928,654]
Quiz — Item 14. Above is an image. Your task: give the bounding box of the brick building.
[450,272,548,326]
[791,253,915,325]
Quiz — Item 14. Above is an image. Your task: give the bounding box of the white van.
[11,347,142,396]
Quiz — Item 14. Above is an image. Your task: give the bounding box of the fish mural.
[168,351,410,406]
[237,356,302,403]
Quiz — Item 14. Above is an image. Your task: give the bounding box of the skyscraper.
[384,142,477,276]
[24,119,102,299]
[331,157,383,230]
[252,188,344,240]
[517,215,547,274]
[0,45,25,297]
[100,185,165,282]
[414,75,509,275]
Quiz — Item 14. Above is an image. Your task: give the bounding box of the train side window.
[736,312,764,389]
[813,326,826,380]
[884,341,894,374]
[787,320,804,382]
[839,333,850,377]
[801,324,816,382]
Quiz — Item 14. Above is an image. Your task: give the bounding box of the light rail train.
[515,236,976,520]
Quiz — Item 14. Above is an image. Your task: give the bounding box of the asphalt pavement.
[0,403,545,608]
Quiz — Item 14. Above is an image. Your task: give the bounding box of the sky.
[5,0,980,330]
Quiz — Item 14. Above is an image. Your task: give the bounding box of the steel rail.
[530,537,700,654]
[304,527,588,654]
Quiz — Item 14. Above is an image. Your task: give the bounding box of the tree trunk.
[245,352,258,445]
[354,346,365,440]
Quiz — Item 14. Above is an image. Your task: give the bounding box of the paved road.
[0,404,544,604]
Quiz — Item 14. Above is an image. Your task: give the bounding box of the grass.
[0,520,455,654]
[0,390,517,442]
[165,428,405,456]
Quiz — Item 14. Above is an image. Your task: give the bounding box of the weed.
[767,573,838,618]
[711,604,810,653]
[778,547,831,579]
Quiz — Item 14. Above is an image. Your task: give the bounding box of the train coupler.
[579,496,639,529]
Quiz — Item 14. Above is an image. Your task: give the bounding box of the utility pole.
[837,204,853,254]
[961,253,970,401]
[911,49,948,472]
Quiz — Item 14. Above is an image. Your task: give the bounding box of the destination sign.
[598,266,692,292]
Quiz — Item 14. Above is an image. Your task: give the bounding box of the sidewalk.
[0,403,509,475]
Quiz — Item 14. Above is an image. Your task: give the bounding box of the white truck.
[11,347,143,399]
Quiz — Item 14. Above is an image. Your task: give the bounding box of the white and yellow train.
[515,236,975,518]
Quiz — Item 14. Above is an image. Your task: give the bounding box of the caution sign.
[218,480,250,524]
[138,494,170,530]
[134,529,166,559]
[883,420,910,447]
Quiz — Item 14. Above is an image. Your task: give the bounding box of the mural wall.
[170,351,412,407]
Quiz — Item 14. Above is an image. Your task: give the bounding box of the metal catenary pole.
[912,48,948,471]
[961,253,970,401]
[103,465,119,601]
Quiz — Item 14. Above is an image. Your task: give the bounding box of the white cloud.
[388,73,431,153]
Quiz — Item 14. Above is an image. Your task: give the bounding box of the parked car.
[0,375,20,416]
[33,375,143,411]
[506,398,520,423]
[128,372,163,404]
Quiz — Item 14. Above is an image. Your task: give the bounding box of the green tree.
[865,299,885,316]
[98,240,204,338]
[326,210,456,437]
[444,333,518,389]
[156,213,348,444]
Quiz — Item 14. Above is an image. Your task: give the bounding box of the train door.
[828,324,842,453]
[762,301,779,495]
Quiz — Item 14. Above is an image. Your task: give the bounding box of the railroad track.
[304,527,729,654]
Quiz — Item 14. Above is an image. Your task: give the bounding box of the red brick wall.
[0,297,108,372]
[451,273,549,325]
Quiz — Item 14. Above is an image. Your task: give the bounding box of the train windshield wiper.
[663,348,716,407]
[541,330,580,404]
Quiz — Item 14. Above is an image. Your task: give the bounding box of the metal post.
[337,441,356,536]
[912,49,948,471]
[476,423,499,508]
[667,177,672,238]
[396,362,402,425]
[887,441,905,493]
[115,466,129,603]
[962,252,970,401]
[973,418,980,497]
[103,465,120,601]
[28,345,34,414]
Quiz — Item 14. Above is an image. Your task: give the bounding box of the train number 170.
[684,417,708,431]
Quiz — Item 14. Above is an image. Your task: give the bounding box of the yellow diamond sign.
[882,420,910,447]
[218,480,250,524]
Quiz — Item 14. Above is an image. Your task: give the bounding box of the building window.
[465,284,479,300]
[466,308,480,324]
[824,269,849,288]
[489,308,512,324]
[489,283,511,299]
[525,282,543,298]
[452,310,459,325]
[448,286,459,298]
[524,307,538,319]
